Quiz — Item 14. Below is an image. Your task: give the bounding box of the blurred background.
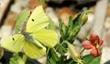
[0,0,110,64]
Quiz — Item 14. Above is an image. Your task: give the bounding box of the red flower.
[82,33,103,57]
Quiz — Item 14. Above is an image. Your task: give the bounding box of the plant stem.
[80,48,85,55]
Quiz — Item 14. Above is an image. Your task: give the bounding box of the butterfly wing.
[0,34,46,59]
[31,29,58,48]
[26,5,58,48]
[0,34,25,52]
[26,5,49,33]
[23,41,46,59]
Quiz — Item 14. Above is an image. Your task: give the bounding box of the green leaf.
[9,54,25,64]
[68,16,74,28]
[67,10,90,42]
[14,10,30,33]
[50,48,59,61]
[56,44,67,55]
[65,58,77,64]
[82,54,101,64]
[67,14,82,42]
[47,48,59,64]
[59,10,89,43]
[49,57,56,64]
[59,20,68,40]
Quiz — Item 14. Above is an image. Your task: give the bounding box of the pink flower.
[82,33,103,57]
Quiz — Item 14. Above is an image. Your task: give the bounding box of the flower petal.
[90,48,101,57]
[89,33,99,44]
[98,39,103,46]
[82,40,94,49]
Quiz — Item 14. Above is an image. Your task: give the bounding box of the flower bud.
[80,13,88,25]
[68,43,80,60]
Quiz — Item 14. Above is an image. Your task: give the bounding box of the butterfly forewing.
[26,5,49,33]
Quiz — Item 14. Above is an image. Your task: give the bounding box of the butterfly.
[0,5,58,59]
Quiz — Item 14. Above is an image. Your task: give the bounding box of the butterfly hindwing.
[31,29,58,48]
[0,34,46,59]
[0,34,25,52]
[23,41,46,59]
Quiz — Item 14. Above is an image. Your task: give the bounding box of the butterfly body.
[22,32,43,49]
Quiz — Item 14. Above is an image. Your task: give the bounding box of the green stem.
[77,59,84,64]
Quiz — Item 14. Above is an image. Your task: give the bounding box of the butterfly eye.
[12,38,15,41]
[32,19,34,22]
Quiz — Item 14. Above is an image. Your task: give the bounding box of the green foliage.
[47,48,60,64]
[82,54,101,64]
[59,12,87,43]
[47,10,91,64]
[67,14,82,42]
[64,58,77,64]
[59,20,68,41]
[9,54,25,64]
